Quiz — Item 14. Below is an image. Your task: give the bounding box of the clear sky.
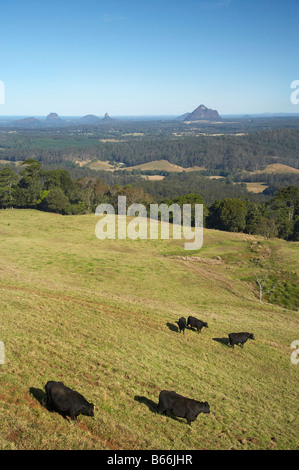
[0,0,298,116]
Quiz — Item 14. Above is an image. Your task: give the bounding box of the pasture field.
[113,159,187,172]
[244,182,269,194]
[0,210,298,450]
[113,159,205,173]
[249,163,299,175]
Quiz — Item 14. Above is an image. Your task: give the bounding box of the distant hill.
[184,104,221,121]
[118,159,205,173]
[45,112,63,125]
[46,112,61,121]
[249,163,299,175]
[12,117,43,127]
[79,114,100,124]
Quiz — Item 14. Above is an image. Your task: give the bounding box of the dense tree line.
[0,160,298,241]
[0,160,153,215]
[235,171,299,196]
[0,128,299,173]
[161,187,299,241]
[137,172,252,206]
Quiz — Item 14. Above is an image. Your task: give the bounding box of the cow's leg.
[69,407,77,421]
[157,403,163,414]
[45,397,54,411]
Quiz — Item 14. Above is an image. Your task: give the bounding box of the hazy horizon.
[1,111,299,120]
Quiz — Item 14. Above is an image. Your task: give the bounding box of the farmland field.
[0,210,298,450]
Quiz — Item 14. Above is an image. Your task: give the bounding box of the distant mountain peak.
[184,104,221,121]
[101,112,114,122]
[46,112,61,121]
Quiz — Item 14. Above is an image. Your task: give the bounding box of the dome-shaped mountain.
[46,112,62,121]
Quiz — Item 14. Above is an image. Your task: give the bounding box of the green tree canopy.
[0,168,19,207]
[207,197,247,232]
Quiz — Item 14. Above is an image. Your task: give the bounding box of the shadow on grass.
[29,387,47,407]
[166,322,179,333]
[186,325,197,333]
[134,395,186,425]
[134,395,158,413]
[213,337,230,347]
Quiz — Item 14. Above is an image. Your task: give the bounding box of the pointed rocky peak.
[184,104,221,121]
[101,112,114,122]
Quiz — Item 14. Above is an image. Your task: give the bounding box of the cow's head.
[202,401,210,413]
[196,401,210,415]
[85,403,95,417]
[249,333,255,340]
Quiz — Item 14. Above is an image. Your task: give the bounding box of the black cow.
[228,332,255,349]
[187,316,208,333]
[45,381,94,421]
[158,390,210,426]
[178,317,187,334]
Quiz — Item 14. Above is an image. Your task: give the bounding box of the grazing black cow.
[158,390,210,426]
[187,316,208,333]
[45,381,94,421]
[178,317,187,334]
[228,332,255,349]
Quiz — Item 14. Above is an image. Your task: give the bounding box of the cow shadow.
[166,322,179,333]
[134,395,186,425]
[29,387,47,407]
[134,395,158,413]
[213,337,230,347]
[186,325,196,332]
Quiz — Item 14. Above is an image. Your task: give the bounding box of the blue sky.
[0,0,298,116]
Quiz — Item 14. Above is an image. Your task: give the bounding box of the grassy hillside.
[0,210,298,450]
[117,159,187,172]
[249,163,299,175]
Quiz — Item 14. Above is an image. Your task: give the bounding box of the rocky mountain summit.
[183,104,221,121]
[46,112,62,122]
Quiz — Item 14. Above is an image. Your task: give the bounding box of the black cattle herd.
[39,314,255,427]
